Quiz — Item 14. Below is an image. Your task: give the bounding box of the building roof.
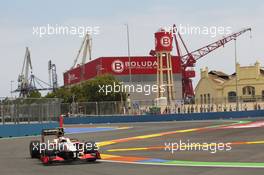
[208,71,230,80]
[261,68,264,75]
[206,71,230,86]
[203,66,264,87]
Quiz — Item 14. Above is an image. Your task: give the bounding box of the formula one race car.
[29,128,101,164]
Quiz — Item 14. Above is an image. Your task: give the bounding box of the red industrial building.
[63,56,183,100]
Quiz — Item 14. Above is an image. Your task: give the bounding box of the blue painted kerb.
[64,110,264,124]
[0,122,59,138]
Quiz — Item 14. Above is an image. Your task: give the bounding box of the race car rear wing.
[41,128,64,142]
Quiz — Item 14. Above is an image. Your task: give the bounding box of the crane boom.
[172,25,252,100]
[181,28,252,66]
[17,47,33,97]
[71,33,92,69]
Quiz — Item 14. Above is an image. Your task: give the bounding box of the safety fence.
[0,98,61,124]
[61,96,264,116]
[1,96,264,123]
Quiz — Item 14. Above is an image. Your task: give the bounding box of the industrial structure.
[48,60,58,91]
[154,28,175,104]
[14,47,58,97]
[72,33,92,82]
[64,25,252,102]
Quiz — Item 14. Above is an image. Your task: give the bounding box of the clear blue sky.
[0,0,263,97]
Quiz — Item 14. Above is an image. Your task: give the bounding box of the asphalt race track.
[1,118,264,175]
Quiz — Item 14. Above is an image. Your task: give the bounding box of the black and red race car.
[29,128,101,164]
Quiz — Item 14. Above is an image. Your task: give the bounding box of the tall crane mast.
[72,33,92,68]
[172,25,252,100]
[17,47,33,97]
[48,60,58,91]
[71,33,92,80]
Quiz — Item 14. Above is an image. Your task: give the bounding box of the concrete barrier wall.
[64,110,264,124]
[0,122,59,138]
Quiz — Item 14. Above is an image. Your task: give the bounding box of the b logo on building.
[67,73,78,84]
[160,36,171,47]
[112,60,124,73]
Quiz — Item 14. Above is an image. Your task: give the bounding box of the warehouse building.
[64,56,183,101]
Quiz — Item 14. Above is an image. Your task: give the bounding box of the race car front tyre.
[29,140,40,158]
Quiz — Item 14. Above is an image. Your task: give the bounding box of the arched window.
[242,86,255,96]
[207,94,211,104]
[228,91,236,102]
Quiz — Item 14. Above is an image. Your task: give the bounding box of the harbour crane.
[17,47,33,97]
[15,47,57,97]
[172,25,252,100]
[48,60,58,91]
[71,33,92,80]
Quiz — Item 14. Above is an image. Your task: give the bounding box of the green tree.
[46,87,72,103]
[28,90,41,98]
[82,74,126,102]
[45,74,126,103]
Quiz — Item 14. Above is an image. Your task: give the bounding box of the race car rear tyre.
[84,141,98,153]
[29,140,40,158]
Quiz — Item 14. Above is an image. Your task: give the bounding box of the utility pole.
[125,24,132,83]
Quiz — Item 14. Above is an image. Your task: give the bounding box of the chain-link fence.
[1,96,263,122]
[173,96,264,114]
[60,96,264,116]
[0,98,61,124]
[61,101,126,116]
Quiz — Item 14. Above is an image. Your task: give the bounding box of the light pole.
[234,38,239,111]
[124,23,132,83]
[10,80,14,98]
